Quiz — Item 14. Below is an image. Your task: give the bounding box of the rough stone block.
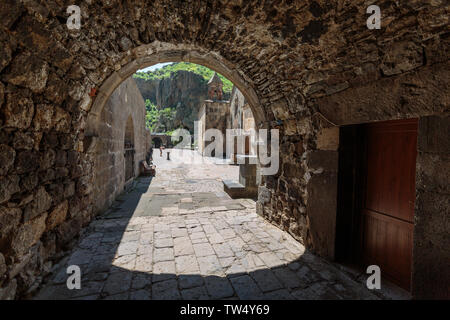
[416,152,450,193]
[24,186,52,222]
[413,190,450,298]
[306,150,338,173]
[151,279,180,300]
[418,115,450,154]
[0,206,22,240]
[380,41,423,76]
[204,277,234,299]
[11,213,48,256]
[46,200,68,231]
[0,279,17,300]
[306,172,337,259]
[316,127,339,151]
[0,175,20,204]
[3,93,34,130]
[4,52,49,93]
[0,144,15,176]
[229,275,264,300]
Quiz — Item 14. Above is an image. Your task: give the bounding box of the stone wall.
[150,134,172,149]
[229,87,256,132]
[94,77,148,213]
[135,70,208,133]
[198,100,230,156]
[0,0,448,299]
[229,86,256,155]
[413,115,450,299]
[229,87,245,130]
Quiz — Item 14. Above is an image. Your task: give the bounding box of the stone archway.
[84,45,271,213]
[82,44,272,225]
[85,42,268,139]
[152,137,162,148]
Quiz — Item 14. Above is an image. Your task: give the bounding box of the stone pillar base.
[223,155,258,199]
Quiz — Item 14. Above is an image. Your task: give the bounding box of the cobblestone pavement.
[34,150,379,300]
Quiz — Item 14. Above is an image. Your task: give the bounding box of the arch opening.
[86,42,268,140]
[152,137,162,148]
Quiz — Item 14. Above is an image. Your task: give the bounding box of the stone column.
[237,155,258,198]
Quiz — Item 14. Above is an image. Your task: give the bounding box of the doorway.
[336,118,418,291]
[124,116,135,183]
[152,137,162,148]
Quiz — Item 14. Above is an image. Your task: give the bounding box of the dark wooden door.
[361,119,418,291]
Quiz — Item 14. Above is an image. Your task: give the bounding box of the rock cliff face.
[134,71,204,132]
[134,77,159,103]
[135,70,230,132]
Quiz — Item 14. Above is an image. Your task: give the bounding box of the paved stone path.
[34,149,379,300]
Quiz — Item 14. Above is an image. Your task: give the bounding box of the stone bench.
[140,160,156,177]
[223,155,258,199]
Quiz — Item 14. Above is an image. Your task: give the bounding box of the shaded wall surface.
[198,100,230,156]
[229,87,256,155]
[94,78,148,213]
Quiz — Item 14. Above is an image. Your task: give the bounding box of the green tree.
[139,62,234,133]
[144,99,160,131]
[144,99,177,133]
[133,62,233,93]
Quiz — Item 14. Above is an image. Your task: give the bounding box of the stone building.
[230,86,255,133]
[223,86,259,199]
[0,1,448,299]
[197,74,257,159]
[94,77,150,213]
[229,86,257,159]
[207,72,224,101]
[196,75,260,199]
[197,73,230,157]
[151,133,172,148]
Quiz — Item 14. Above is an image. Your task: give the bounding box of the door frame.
[335,118,418,292]
[335,124,366,265]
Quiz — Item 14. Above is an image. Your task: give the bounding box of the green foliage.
[133,62,233,93]
[144,99,158,131]
[138,62,234,133]
[145,99,176,132]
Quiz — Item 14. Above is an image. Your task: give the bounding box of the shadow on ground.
[32,177,383,300]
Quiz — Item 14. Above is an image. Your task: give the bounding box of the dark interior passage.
[336,119,418,291]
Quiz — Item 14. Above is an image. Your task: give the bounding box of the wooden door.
[361,119,418,291]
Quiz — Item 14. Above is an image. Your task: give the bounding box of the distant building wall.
[150,134,172,148]
[229,87,256,156]
[198,100,229,156]
[198,104,206,154]
[230,86,245,129]
[93,77,149,213]
[196,86,257,158]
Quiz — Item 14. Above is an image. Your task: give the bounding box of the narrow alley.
[34,150,379,300]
